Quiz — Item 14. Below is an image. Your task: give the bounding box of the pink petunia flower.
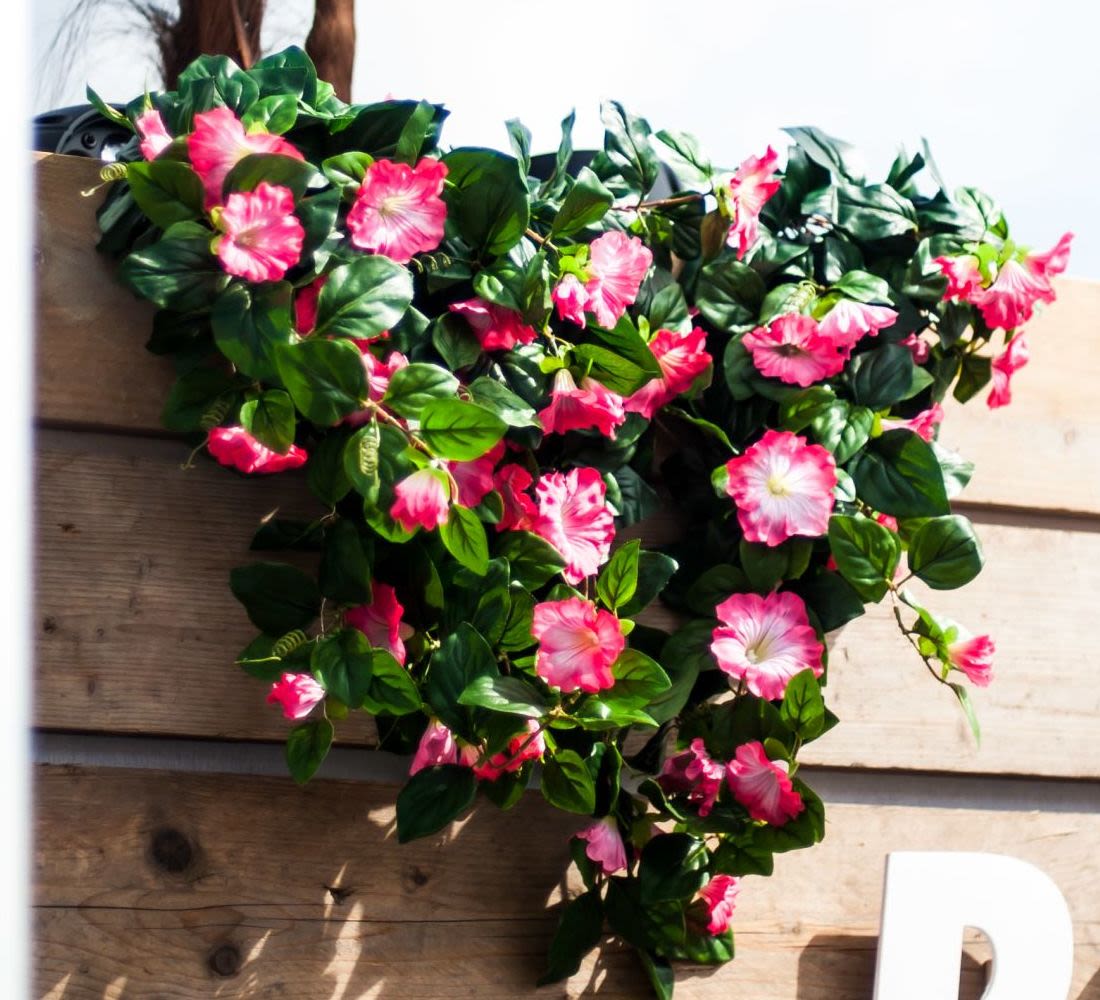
[726,741,804,825]
[390,467,452,532]
[494,464,538,532]
[658,737,725,818]
[742,314,847,387]
[531,597,624,693]
[698,875,741,935]
[876,513,899,533]
[447,443,504,509]
[207,425,307,474]
[361,347,410,403]
[711,591,824,701]
[294,275,328,334]
[344,582,411,665]
[624,326,712,419]
[934,254,983,302]
[409,719,478,775]
[552,273,589,326]
[987,334,1030,409]
[532,467,616,584]
[947,632,995,687]
[882,402,945,443]
[583,231,653,329]
[188,106,304,208]
[726,146,781,260]
[724,429,837,547]
[900,332,930,364]
[346,158,448,264]
[135,108,172,160]
[818,299,899,349]
[267,672,326,720]
[538,369,626,438]
[449,297,538,352]
[971,258,1054,330]
[473,719,546,781]
[1028,232,1074,278]
[214,182,304,283]
[576,817,628,875]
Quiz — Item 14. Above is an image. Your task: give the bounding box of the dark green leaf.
[827,514,902,602]
[276,338,367,426]
[126,161,204,229]
[908,515,983,590]
[541,749,597,814]
[442,148,530,256]
[537,890,604,986]
[695,258,766,332]
[495,531,566,589]
[318,518,373,603]
[229,562,321,634]
[638,833,708,903]
[118,227,228,311]
[467,376,541,428]
[286,718,333,785]
[383,363,460,418]
[609,648,671,705]
[314,255,414,339]
[419,399,507,461]
[597,539,641,611]
[211,282,295,381]
[240,388,296,453]
[550,167,613,238]
[396,765,478,842]
[848,344,915,411]
[439,505,490,575]
[780,669,826,740]
[311,628,373,708]
[458,674,547,718]
[161,366,238,432]
[849,429,950,518]
[362,650,422,716]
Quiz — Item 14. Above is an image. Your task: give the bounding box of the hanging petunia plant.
[88,47,1070,996]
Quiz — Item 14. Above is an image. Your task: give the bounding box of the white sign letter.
[874,851,1074,1000]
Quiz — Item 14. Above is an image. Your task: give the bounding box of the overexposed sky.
[33,0,1100,275]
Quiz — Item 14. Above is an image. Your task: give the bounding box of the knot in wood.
[150,827,194,873]
[208,943,241,978]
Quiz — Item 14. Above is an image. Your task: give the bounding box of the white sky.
[33,0,1100,276]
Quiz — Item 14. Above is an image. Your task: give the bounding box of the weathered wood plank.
[34,765,1097,998]
[33,153,1100,515]
[35,433,1100,777]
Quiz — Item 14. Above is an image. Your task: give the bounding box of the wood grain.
[33,153,1100,516]
[34,764,1098,999]
[35,433,1100,777]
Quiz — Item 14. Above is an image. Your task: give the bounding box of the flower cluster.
[95,48,1067,997]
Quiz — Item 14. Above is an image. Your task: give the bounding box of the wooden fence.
[33,153,1100,998]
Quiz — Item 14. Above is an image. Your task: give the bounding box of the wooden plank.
[33,764,1098,998]
[33,153,1100,516]
[35,432,1100,778]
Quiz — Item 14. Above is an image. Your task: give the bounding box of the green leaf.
[307,428,353,506]
[570,344,649,396]
[240,388,296,453]
[695,258,767,332]
[684,564,749,616]
[550,167,613,238]
[609,648,671,705]
[240,92,298,133]
[655,129,712,187]
[222,152,318,199]
[541,750,597,814]
[832,269,892,303]
[426,624,497,735]
[638,833,708,903]
[439,505,490,575]
[314,255,413,339]
[574,698,658,730]
[286,718,333,785]
[620,552,678,617]
[212,282,295,381]
[394,99,439,164]
[950,682,982,745]
[229,562,321,634]
[848,344,915,411]
[362,650,422,716]
[908,515,984,590]
[118,228,228,311]
[779,387,836,433]
[431,314,482,371]
[321,151,373,191]
[783,126,865,182]
[318,518,373,604]
[954,354,992,404]
[311,629,373,708]
[442,148,530,256]
[495,531,567,589]
[419,399,507,461]
[467,377,541,428]
[276,338,367,426]
[396,765,478,842]
[811,400,874,463]
[780,669,827,740]
[382,363,460,419]
[458,675,549,718]
[827,514,902,602]
[597,540,641,611]
[126,161,204,229]
[537,890,604,986]
[505,118,532,173]
[849,429,950,518]
[740,538,812,593]
[837,183,917,241]
[795,570,866,633]
[161,367,239,433]
[596,100,660,199]
[89,85,132,128]
[637,951,676,1000]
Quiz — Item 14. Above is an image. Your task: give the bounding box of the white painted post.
[874,852,1074,1000]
